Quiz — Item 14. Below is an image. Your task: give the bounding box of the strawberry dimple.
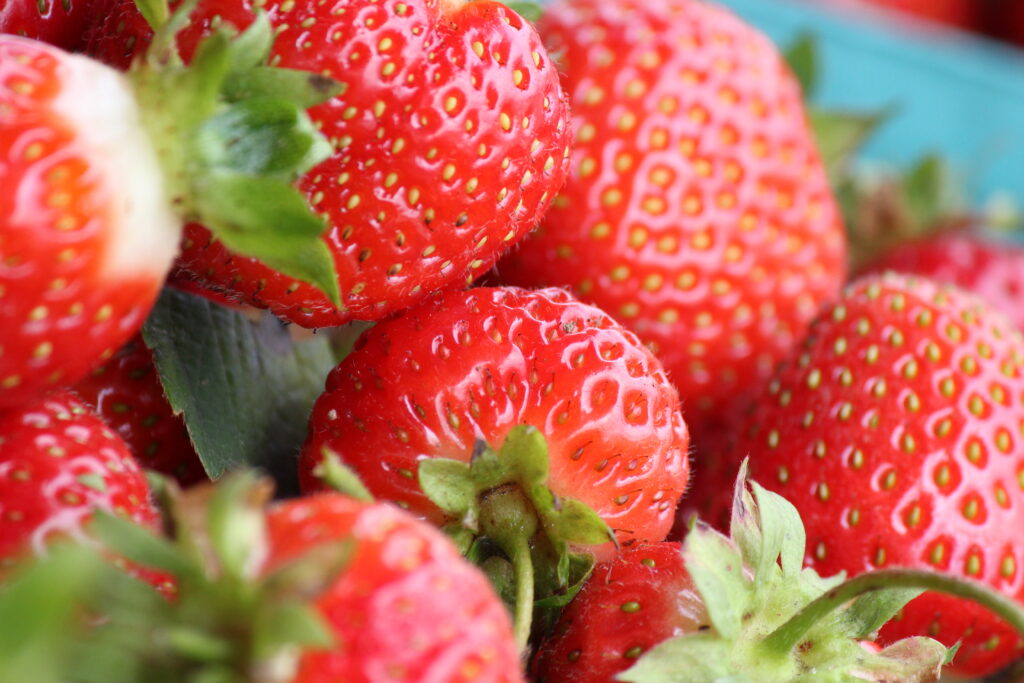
[88,0,572,327]
[495,0,845,433]
[0,389,159,572]
[299,286,689,547]
[733,273,1024,677]
[265,494,523,683]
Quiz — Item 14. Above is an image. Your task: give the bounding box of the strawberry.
[0,389,162,581]
[299,286,690,645]
[0,13,344,410]
[494,0,846,436]
[0,0,110,51]
[86,0,573,329]
[532,468,1023,682]
[858,0,977,30]
[46,472,524,681]
[531,542,704,682]
[719,273,1024,677]
[863,232,1024,332]
[265,493,524,682]
[72,334,205,486]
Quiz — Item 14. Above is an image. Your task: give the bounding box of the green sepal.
[224,67,343,110]
[617,634,733,682]
[90,511,196,578]
[197,98,330,178]
[252,602,335,658]
[417,425,614,590]
[312,449,374,502]
[192,170,342,307]
[206,470,271,580]
[532,551,594,609]
[130,3,344,307]
[680,521,747,640]
[840,588,924,639]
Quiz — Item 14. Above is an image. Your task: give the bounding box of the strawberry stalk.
[763,569,1024,656]
[478,486,538,650]
[419,426,616,653]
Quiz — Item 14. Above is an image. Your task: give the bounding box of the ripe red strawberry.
[299,286,689,645]
[299,286,689,548]
[724,273,1024,677]
[0,36,179,410]
[531,471,1003,682]
[87,0,572,329]
[0,389,161,578]
[863,232,1024,332]
[0,15,344,410]
[266,494,524,682]
[532,542,704,682]
[72,335,205,486]
[495,0,846,435]
[0,0,110,51]
[858,0,977,30]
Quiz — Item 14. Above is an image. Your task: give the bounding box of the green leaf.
[223,67,343,110]
[784,33,819,98]
[506,2,542,23]
[193,170,341,306]
[312,449,374,502]
[841,587,924,639]
[143,288,337,494]
[617,634,732,682]
[90,511,195,578]
[810,108,889,180]
[418,458,477,518]
[681,521,748,640]
[903,154,953,228]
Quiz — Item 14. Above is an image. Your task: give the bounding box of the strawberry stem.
[478,485,538,652]
[761,569,1024,656]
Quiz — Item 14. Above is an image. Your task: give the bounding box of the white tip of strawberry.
[53,53,181,282]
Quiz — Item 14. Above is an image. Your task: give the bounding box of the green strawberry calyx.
[418,425,614,650]
[620,462,1024,682]
[75,471,344,682]
[128,0,342,306]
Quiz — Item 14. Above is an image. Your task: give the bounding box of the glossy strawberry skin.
[0,0,110,51]
[860,0,977,29]
[88,0,571,328]
[0,390,161,575]
[0,37,179,410]
[729,274,1024,677]
[265,494,524,683]
[495,0,846,435]
[299,286,690,550]
[532,542,704,682]
[72,335,206,486]
[864,233,1024,332]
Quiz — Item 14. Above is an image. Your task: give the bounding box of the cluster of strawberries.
[2,0,1023,680]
